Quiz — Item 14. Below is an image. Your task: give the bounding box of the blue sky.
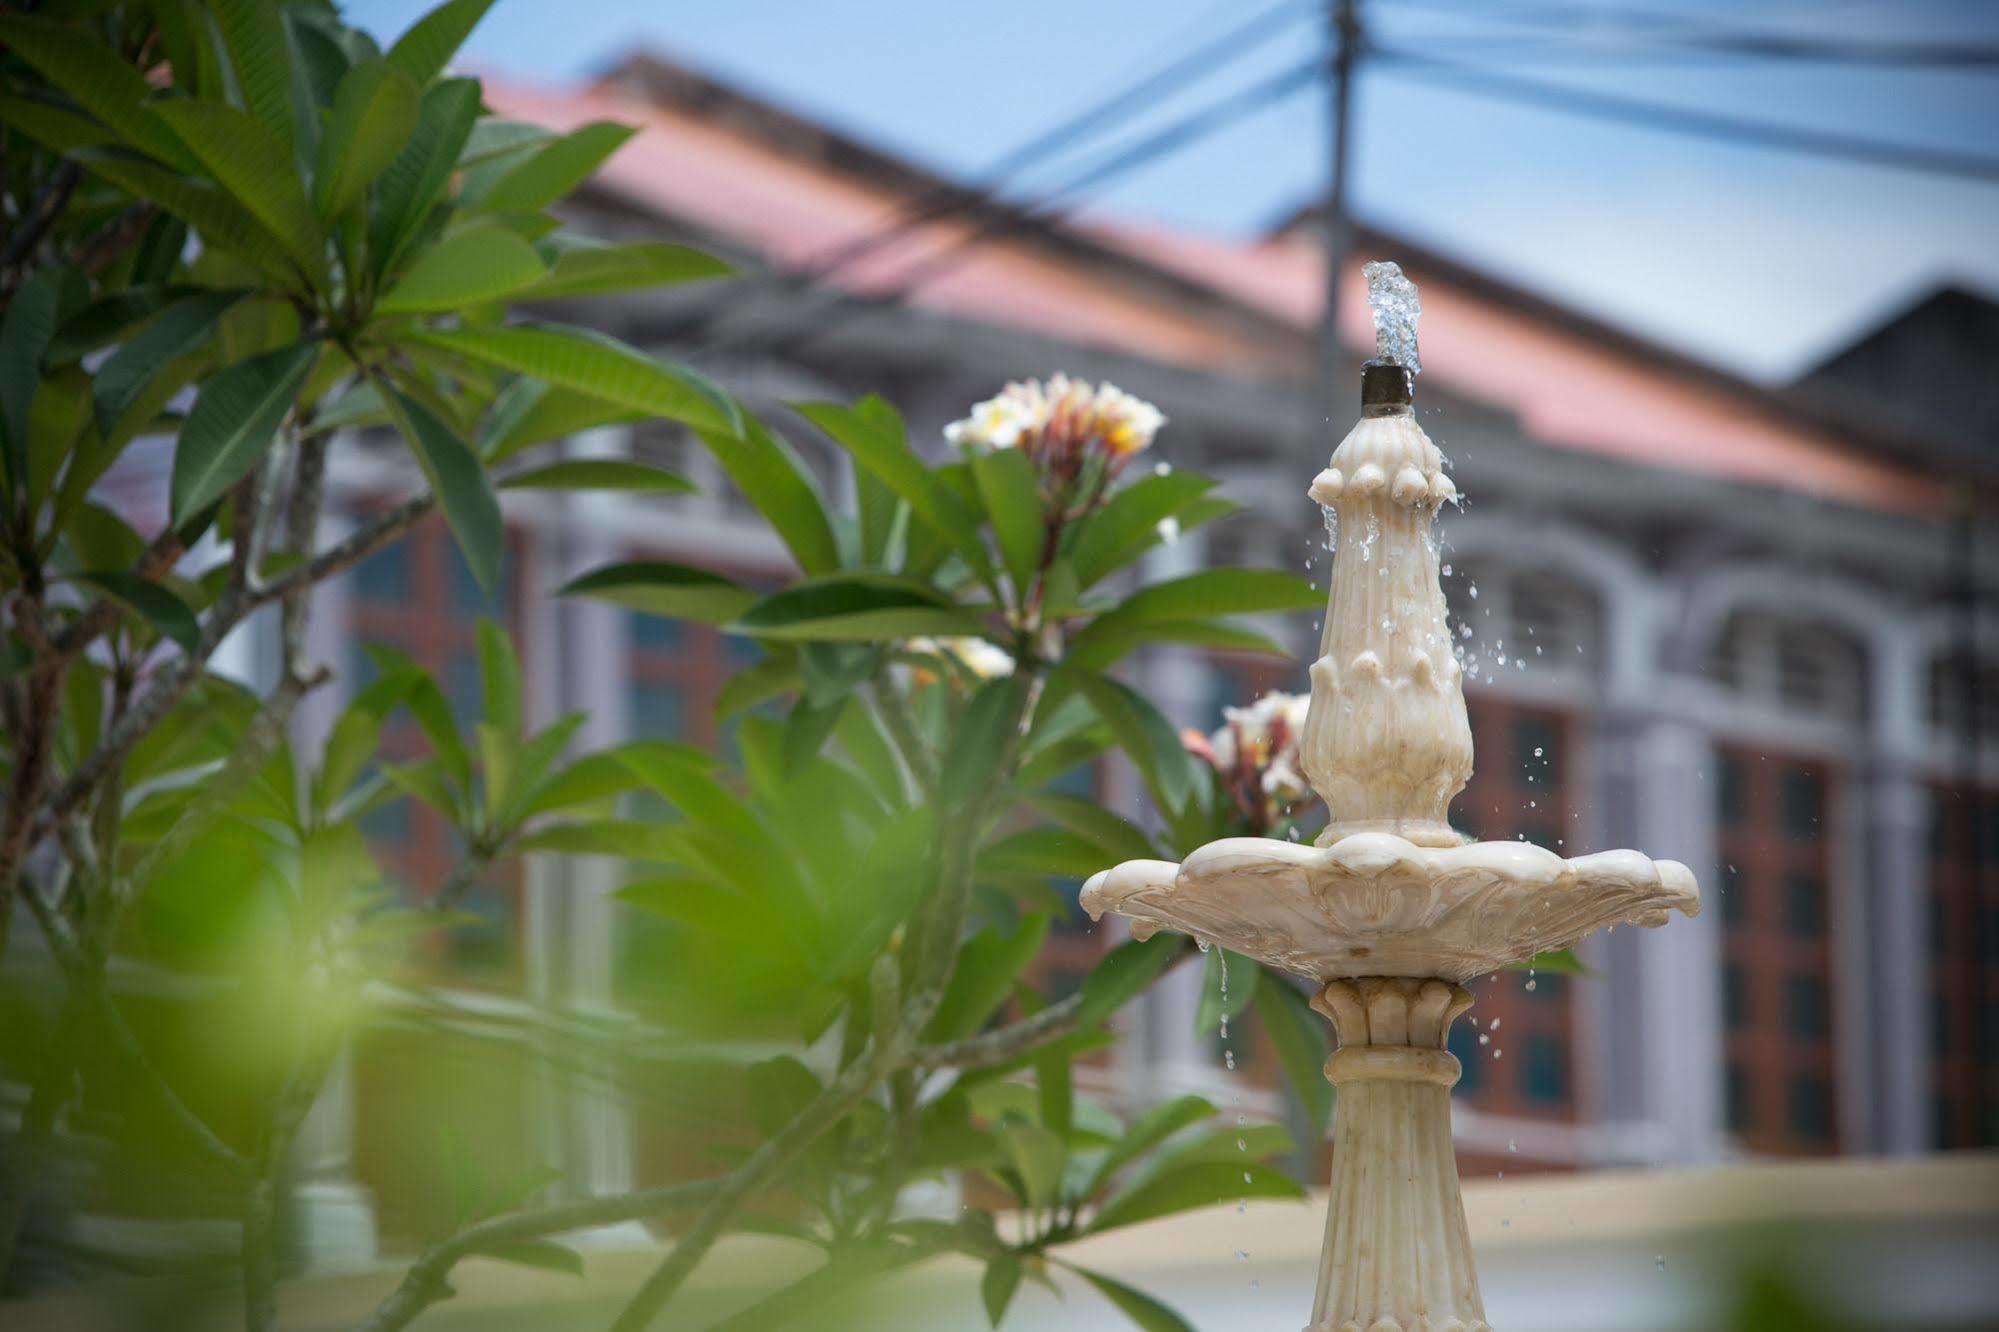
[344,0,1999,383]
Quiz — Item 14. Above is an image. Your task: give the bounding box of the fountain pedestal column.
[1309,978,1487,1332]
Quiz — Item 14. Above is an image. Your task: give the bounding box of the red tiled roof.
[482,71,1940,517]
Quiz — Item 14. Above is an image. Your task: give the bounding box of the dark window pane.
[354,540,413,606]
[360,797,411,848]
[1447,1019,1482,1094]
[1514,718,1558,791]
[630,680,686,740]
[1784,974,1828,1039]
[447,881,515,974]
[1932,990,1954,1056]
[724,633,765,668]
[1049,762,1098,799]
[1721,863,1747,926]
[1780,768,1823,841]
[1722,963,1748,1030]
[447,649,482,728]
[1716,754,1744,825]
[1725,1062,1752,1131]
[1785,873,1825,937]
[1787,1075,1832,1141]
[1518,824,1560,851]
[448,539,511,615]
[1526,972,1567,1003]
[1520,1033,1568,1106]
[1933,1095,1957,1149]
[630,613,684,651]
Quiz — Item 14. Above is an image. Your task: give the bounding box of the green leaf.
[734,574,985,643]
[794,397,994,587]
[495,458,692,493]
[1071,672,1200,815]
[520,241,732,299]
[559,560,755,624]
[981,1253,1022,1328]
[378,219,550,313]
[469,121,634,213]
[381,383,504,595]
[313,58,421,216]
[152,99,324,283]
[92,289,246,437]
[1194,946,1257,1036]
[313,708,382,816]
[1253,973,1334,1142]
[387,0,498,84]
[48,283,185,364]
[971,446,1044,595]
[1506,947,1593,977]
[1083,1095,1215,1200]
[408,322,735,435]
[1066,617,1292,671]
[1068,472,1216,587]
[0,264,84,483]
[370,77,482,276]
[924,913,1049,1043]
[70,151,299,285]
[0,17,196,169]
[979,826,1117,879]
[939,675,1028,806]
[475,1240,584,1277]
[1073,933,1180,1029]
[212,0,296,150]
[1089,1160,1302,1234]
[1023,793,1156,865]
[1116,569,1321,623]
[997,1119,1066,1212]
[476,619,521,736]
[480,379,642,463]
[699,417,840,576]
[170,342,316,523]
[1070,1267,1197,1332]
[72,571,199,651]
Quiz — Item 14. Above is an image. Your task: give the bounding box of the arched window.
[1443,559,1601,681]
[1926,649,1999,744]
[1706,610,1865,723]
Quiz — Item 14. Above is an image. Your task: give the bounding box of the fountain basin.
[1079,833,1698,985]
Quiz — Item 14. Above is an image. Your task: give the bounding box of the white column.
[1630,717,1726,1164]
[287,506,378,1269]
[1867,622,1933,1153]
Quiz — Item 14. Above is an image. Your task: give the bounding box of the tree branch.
[251,494,434,612]
[356,1178,727,1332]
[915,991,1084,1072]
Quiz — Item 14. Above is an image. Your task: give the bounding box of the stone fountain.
[1081,262,1700,1332]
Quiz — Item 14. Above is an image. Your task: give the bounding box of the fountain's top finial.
[1363,260,1421,375]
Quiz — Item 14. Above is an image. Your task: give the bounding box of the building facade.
[184,54,1997,1259]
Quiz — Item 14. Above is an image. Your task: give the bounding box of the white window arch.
[1706,609,1866,724]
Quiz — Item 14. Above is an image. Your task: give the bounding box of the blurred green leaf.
[939,675,1028,805]
[1082,1095,1214,1200]
[735,574,985,644]
[378,219,549,313]
[700,417,840,576]
[152,99,324,283]
[1073,933,1179,1029]
[521,241,732,299]
[1071,672,1200,815]
[1194,946,1257,1036]
[481,379,642,463]
[211,0,296,151]
[970,446,1043,596]
[0,263,84,483]
[981,1253,1022,1328]
[1506,947,1593,977]
[474,1240,583,1277]
[1070,1267,1197,1332]
[1253,973,1334,1143]
[72,570,199,651]
[170,342,317,523]
[1090,1160,1302,1234]
[409,323,736,435]
[1067,472,1215,587]
[370,77,482,275]
[998,1118,1066,1212]
[0,16,196,169]
[469,121,634,213]
[92,289,245,437]
[387,0,498,84]
[313,58,421,216]
[495,458,693,493]
[925,913,1048,1043]
[381,383,503,595]
[560,560,755,623]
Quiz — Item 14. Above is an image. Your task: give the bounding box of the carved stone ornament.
[1080,323,1699,1329]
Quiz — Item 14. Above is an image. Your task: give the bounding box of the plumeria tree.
[0,4,1337,1330]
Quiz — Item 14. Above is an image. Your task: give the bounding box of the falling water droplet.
[1655,1254,1667,1271]
[1507,1138,1517,1153]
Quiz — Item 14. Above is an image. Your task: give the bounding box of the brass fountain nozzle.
[1360,360,1413,416]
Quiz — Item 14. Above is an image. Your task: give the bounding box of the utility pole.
[1318,0,1361,439]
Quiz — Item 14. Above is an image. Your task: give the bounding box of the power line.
[1371,45,1999,184]
[689,0,1317,349]
[714,54,1329,362]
